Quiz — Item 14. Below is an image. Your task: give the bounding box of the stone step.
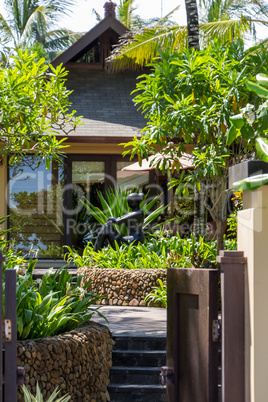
[110,366,161,385]
[112,350,166,368]
[112,336,166,351]
[108,384,166,402]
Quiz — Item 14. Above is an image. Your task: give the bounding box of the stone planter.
[17,321,113,402]
[78,267,167,307]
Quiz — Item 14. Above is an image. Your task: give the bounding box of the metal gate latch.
[3,319,12,342]
[160,366,174,386]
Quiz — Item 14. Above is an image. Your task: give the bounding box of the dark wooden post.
[217,250,246,402]
[0,250,4,402]
[4,269,17,402]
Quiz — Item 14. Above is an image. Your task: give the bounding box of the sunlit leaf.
[256,137,268,162]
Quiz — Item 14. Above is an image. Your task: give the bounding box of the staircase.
[108,335,166,402]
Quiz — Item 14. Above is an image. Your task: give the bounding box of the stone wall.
[17,321,113,402]
[78,268,167,307]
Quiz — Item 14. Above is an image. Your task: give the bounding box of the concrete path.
[91,306,167,337]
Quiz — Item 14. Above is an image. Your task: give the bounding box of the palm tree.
[108,0,266,70]
[185,0,200,49]
[0,0,80,54]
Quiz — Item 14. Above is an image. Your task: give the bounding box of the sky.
[0,0,268,41]
[59,0,187,33]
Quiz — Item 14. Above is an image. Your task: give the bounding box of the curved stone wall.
[78,268,167,307]
[17,321,113,402]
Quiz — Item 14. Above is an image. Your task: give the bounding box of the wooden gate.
[0,250,23,402]
[163,268,219,402]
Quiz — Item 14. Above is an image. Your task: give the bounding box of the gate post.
[217,250,246,402]
[237,185,268,402]
[5,269,17,402]
[0,251,4,402]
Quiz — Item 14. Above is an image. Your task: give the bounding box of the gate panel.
[166,268,219,402]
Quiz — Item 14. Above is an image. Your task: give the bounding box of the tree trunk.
[194,183,207,238]
[185,0,200,50]
[204,178,227,256]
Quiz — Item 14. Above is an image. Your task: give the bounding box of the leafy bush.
[0,215,28,269]
[66,241,168,269]
[12,260,105,340]
[65,232,225,269]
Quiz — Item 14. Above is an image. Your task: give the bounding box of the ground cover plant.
[65,231,234,270]
[12,261,105,340]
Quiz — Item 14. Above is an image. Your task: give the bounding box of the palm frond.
[43,29,82,50]
[108,18,253,71]
[0,13,15,44]
[107,26,187,71]
[118,0,137,29]
[154,5,181,28]
[19,6,48,46]
[91,8,102,23]
[200,19,251,46]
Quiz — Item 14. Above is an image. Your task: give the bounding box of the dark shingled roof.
[52,14,147,142]
[66,68,146,141]
[51,15,128,68]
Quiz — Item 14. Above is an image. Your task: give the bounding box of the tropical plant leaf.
[233,173,268,191]
[246,80,268,98]
[256,137,268,162]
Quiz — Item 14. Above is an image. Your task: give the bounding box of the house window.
[8,156,64,258]
[67,161,106,250]
[8,155,155,257]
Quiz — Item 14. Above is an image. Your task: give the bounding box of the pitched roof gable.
[51,15,128,68]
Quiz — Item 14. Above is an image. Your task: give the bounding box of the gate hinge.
[160,366,174,386]
[212,318,221,342]
[3,319,12,342]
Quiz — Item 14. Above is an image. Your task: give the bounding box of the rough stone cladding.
[66,69,147,138]
[78,267,167,307]
[17,321,113,401]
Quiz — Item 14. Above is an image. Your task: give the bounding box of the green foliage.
[65,231,234,270]
[121,40,268,250]
[126,41,266,161]
[38,243,64,258]
[14,260,105,340]
[0,50,80,167]
[0,215,28,269]
[144,279,167,308]
[81,187,166,238]
[231,73,268,191]
[22,382,70,401]
[65,241,168,269]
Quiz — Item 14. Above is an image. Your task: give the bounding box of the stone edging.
[78,268,167,307]
[17,321,113,402]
